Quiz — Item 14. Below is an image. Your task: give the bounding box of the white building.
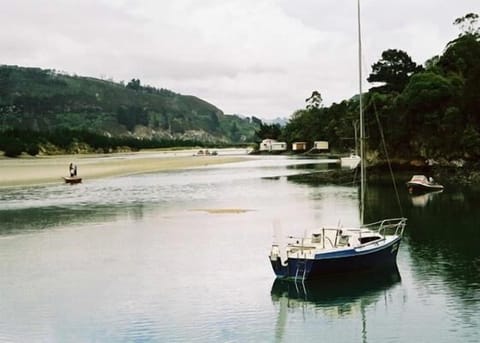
[314,141,329,151]
[292,142,307,151]
[259,139,287,152]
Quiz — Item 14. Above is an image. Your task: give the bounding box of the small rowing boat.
[63,176,82,184]
[406,175,443,194]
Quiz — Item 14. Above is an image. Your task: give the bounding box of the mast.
[357,0,365,224]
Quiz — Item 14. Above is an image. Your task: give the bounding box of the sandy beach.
[0,149,249,188]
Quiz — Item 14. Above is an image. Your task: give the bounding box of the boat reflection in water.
[410,190,443,207]
[271,268,401,341]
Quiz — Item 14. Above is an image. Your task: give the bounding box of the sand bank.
[0,150,248,188]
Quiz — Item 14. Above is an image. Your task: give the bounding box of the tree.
[399,72,460,155]
[453,13,479,37]
[281,106,332,147]
[117,105,147,131]
[255,122,281,141]
[251,116,262,126]
[229,122,241,142]
[3,137,24,157]
[400,72,457,113]
[424,55,441,72]
[126,78,141,91]
[367,49,423,93]
[26,144,39,156]
[438,32,480,132]
[208,112,220,131]
[463,63,480,127]
[305,91,322,110]
[439,33,480,78]
[363,92,406,154]
[461,125,480,156]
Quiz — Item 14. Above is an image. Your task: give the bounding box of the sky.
[1,0,478,120]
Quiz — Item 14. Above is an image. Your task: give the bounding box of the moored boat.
[340,154,361,169]
[269,219,406,280]
[406,175,444,194]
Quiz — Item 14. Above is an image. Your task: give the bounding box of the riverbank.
[366,159,480,187]
[0,149,249,188]
[287,159,480,189]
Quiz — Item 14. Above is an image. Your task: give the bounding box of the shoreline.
[2,151,479,189]
[0,149,249,188]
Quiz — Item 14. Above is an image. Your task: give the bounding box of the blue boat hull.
[270,237,401,280]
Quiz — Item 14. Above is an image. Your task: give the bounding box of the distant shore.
[0,149,249,188]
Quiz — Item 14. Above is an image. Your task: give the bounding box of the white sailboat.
[269,0,407,280]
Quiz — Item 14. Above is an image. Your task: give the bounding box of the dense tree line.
[0,129,230,157]
[277,13,480,160]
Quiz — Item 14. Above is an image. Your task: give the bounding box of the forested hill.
[0,65,260,145]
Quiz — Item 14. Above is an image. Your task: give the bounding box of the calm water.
[0,156,479,342]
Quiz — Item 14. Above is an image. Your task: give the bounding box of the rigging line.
[372,100,404,217]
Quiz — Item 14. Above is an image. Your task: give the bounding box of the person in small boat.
[69,163,77,177]
[429,176,434,183]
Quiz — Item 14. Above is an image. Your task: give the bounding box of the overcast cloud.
[1,0,478,119]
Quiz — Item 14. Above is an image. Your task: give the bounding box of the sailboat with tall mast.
[269,0,407,280]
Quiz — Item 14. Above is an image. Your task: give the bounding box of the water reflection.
[365,183,480,322]
[409,190,443,207]
[271,269,401,342]
[0,204,146,235]
[286,161,338,171]
[271,268,401,312]
[287,168,359,187]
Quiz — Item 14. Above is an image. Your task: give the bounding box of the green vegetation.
[0,66,259,156]
[278,13,480,161]
[0,128,228,157]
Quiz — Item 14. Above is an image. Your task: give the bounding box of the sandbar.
[0,149,249,188]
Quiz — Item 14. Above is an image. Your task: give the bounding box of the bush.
[3,139,24,157]
[26,144,40,156]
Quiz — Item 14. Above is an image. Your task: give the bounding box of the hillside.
[0,65,259,144]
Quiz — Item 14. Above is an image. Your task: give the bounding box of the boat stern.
[269,245,289,278]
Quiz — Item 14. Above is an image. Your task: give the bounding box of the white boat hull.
[340,155,360,169]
